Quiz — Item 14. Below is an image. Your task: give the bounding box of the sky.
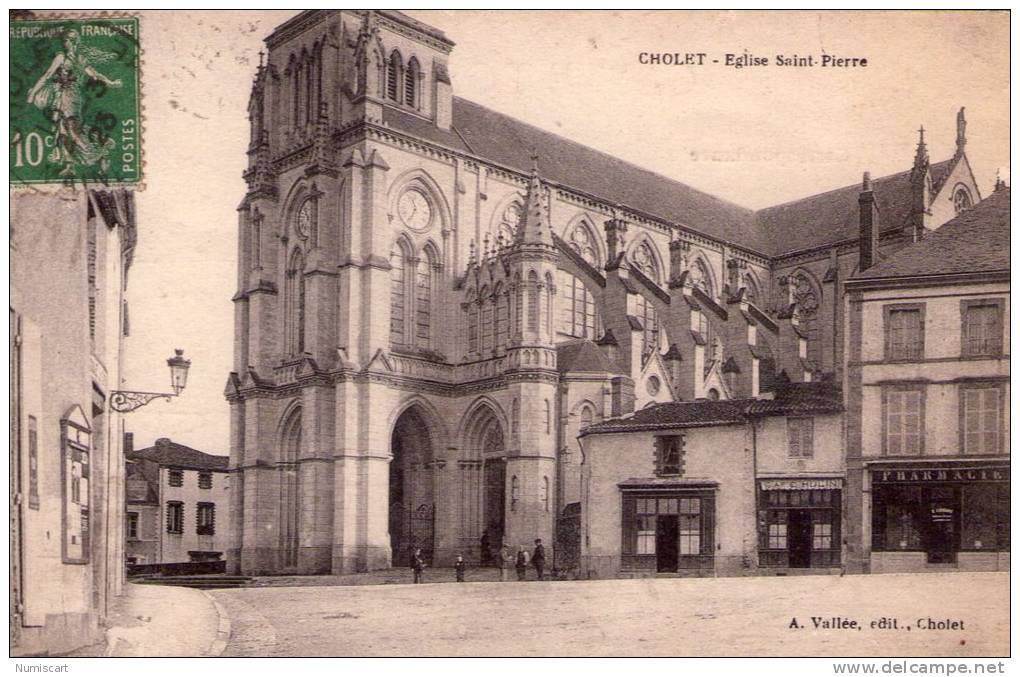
[120,10,1010,455]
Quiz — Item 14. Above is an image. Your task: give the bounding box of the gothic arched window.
[558,271,598,338]
[286,249,306,355]
[791,271,822,366]
[567,221,599,267]
[630,240,661,361]
[415,249,434,349]
[511,475,520,512]
[279,407,301,567]
[542,476,550,513]
[466,288,479,354]
[390,242,410,345]
[636,295,659,362]
[690,258,715,340]
[545,272,555,338]
[527,271,540,334]
[953,187,973,214]
[579,405,594,432]
[405,57,420,108]
[387,50,402,102]
[480,285,494,354]
[630,240,661,282]
[250,209,262,270]
[498,202,522,245]
[513,274,523,338]
[494,283,509,350]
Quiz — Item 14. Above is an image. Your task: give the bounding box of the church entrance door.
[389,408,436,567]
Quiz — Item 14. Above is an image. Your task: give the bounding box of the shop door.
[788,510,812,568]
[655,515,679,572]
[926,487,959,564]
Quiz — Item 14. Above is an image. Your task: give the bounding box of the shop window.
[884,305,924,361]
[127,511,139,540]
[767,512,788,549]
[960,385,1002,455]
[883,387,924,455]
[678,498,702,555]
[622,494,714,567]
[168,469,183,487]
[166,501,184,534]
[198,472,213,489]
[788,418,814,458]
[635,498,657,555]
[759,489,841,568]
[655,435,685,476]
[197,502,216,536]
[871,485,923,551]
[961,300,1003,357]
[812,521,832,550]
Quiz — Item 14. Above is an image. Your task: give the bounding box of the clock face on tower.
[398,189,433,232]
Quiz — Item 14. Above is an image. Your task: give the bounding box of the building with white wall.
[11,190,135,654]
[844,186,1009,574]
[126,438,231,565]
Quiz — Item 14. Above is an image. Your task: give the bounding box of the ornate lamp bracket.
[109,390,175,413]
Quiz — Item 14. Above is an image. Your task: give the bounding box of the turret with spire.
[514,155,557,251]
[909,125,931,241]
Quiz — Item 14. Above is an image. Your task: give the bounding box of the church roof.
[385,100,965,259]
[383,98,766,252]
[556,339,620,374]
[129,438,229,471]
[853,187,1010,280]
[756,159,956,256]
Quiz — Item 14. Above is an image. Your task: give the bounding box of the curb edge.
[200,590,232,657]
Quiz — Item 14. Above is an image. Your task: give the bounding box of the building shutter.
[620,495,636,555]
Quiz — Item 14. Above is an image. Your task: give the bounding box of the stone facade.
[227,10,988,575]
[844,187,1010,574]
[126,437,232,565]
[10,190,135,654]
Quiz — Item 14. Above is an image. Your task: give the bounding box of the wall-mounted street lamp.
[110,349,192,413]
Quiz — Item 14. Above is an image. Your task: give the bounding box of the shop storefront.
[757,478,842,569]
[619,481,717,574]
[869,463,1009,571]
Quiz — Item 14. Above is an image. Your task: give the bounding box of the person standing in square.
[454,554,466,582]
[412,548,426,584]
[532,539,546,581]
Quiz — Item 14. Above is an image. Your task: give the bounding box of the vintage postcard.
[8,8,1010,666]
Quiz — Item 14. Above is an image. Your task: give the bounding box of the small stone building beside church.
[226,10,986,575]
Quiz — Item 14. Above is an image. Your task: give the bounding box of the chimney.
[124,431,134,456]
[858,171,879,272]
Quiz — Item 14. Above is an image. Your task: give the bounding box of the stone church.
[226,10,982,575]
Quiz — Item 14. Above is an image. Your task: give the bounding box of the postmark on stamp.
[10,16,141,188]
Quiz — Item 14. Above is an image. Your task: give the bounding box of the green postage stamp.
[10,17,141,187]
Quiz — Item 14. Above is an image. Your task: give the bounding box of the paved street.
[211,571,1008,657]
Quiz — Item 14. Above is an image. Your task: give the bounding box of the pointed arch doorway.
[472,410,506,566]
[389,407,436,566]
